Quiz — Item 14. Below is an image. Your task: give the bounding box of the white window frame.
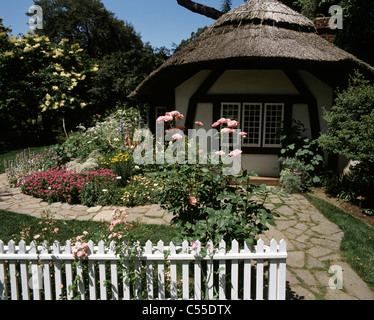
[221,102,285,148]
[242,102,262,147]
[262,103,285,148]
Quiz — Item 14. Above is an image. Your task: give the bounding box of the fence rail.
[0,238,287,301]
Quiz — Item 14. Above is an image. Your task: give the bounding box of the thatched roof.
[130,0,374,99]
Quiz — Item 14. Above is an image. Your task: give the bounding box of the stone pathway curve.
[0,173,373,300]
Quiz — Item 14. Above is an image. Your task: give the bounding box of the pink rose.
[189,196,197,206]
[221,128,234,134]
[212,122,220,127]
[198,150,203,155]
[172,133,183,140]
[229,149,242,157]
[215,150,225,156]
[227,120,238,127]
[191,241,199,251]
[217,118,228,124]
[195,121,203,126]
[239,132,247,137]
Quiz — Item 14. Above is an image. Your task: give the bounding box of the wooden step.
[229,176,279,187]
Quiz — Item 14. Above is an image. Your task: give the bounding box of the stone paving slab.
[1,173,374,300]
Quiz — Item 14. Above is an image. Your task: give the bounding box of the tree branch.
[177,0,224,20]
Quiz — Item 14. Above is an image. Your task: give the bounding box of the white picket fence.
[0,238,287,301]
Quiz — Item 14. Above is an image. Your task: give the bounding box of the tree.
[318,71,374,165]
[34,0,170,112]
[0,19,97,148]
[34,0,142,59]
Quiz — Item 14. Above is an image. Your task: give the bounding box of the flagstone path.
[0,173,373,300]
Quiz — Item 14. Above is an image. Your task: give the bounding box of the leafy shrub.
[323,162,374,207]
[278,157,311,193]
[77,107,140,156]
[279,120,325,187]
[153,110,287,248]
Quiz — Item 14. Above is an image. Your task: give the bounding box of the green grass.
[305,194,374,290]
[0,146,50,174]
[0,210,178,246]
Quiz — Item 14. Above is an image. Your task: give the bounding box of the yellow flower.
[80,102,87,109]
[52,86,58,91]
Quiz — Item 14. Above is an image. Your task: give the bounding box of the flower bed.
[18,167,117,205]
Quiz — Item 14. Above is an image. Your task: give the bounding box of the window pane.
[221,103,241,146]
[242,103,262,146]
[221,103,240,121]
[263,103,284,147]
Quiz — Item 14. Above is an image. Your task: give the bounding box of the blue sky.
[0,0,244,49]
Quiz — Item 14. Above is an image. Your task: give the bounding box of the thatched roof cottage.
[130,0,374,177]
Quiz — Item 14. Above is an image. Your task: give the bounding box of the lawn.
[0,210,178,246]
[305,194,374,290]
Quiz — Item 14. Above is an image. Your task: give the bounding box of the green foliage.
[0,20,97,147]
[318,72,374,165]
[34,0,170,112]
[278,158,309,193]
[122,175,163,207]
[291,0,374,65]
[99,151,134,187]
[279,120,325,192]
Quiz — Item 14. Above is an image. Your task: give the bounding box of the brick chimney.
[313,17,336,44]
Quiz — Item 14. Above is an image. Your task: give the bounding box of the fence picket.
[109,241,118,300]
[157,240,165,300]
[30,241,41,300]
[122,241,130,300]
[76,254,86,300]
[243,241,252,300]
[206,240,214,300]
[278,239,287,300]
[170,242,177,300]
[98,241,107,300]
[41,244,52,300]
[256,239,264,300]
[145,240,153,300]
[65,241,73,300]
[19,241,30,300]
[53,241,62,300]
[87,241,96,300]
[182,240,189,300]
[231,240,239,300]
[218,240,226,300]
[0,238,287,301]
[194,240,201,300]
[8,241,18,300]
[268,239,278,300]
[0,240,8,300]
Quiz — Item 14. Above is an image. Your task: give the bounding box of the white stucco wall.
[194,103,214,129]
[174,70,212,126]
[170,69,334,176]
[297,70,334,134]
[292,103,312,139]
[208,70,299,94]
[241,154,280,177]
